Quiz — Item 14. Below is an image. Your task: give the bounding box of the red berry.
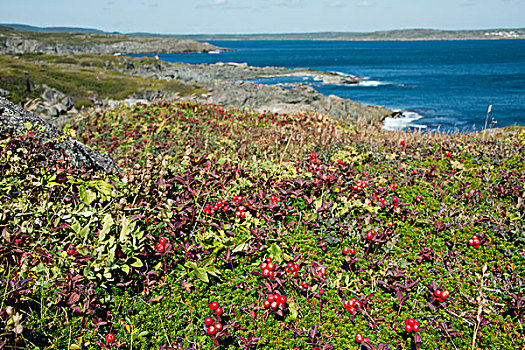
[215,322,223,331]
[267,262,275,271]
[342,247,350,254]
[405,325,413,332]
[263,300,270,308]
[434,290,442,298]
[215,307,223,316]
[205,317,214,326]
[413,323,420,332]
[105,333,115,343]
[319,288,325,295]
[67,248,76,256]
[207,325,216,335]
[472,235,478,240]
[350,248,356,255]
[260,263,268,270]
[262,269,270,277]
[355,334,364,343]
[269,271,275,278]
[159,237,168,245]
[156,243,165,253]
[279,295,287,304]
[442,290,450,299]
[209,301,219,310]
[366,231,374,240]
[271,301,278,309]
[266,257,272,264]
[268,294,275,302]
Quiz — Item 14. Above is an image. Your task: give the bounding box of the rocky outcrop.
[0,37,222,55]
[200,81,391,122]
[0,97,120,173]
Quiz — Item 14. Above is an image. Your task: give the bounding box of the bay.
[143,40,525,132]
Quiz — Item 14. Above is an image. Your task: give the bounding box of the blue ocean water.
[143,40,525,131]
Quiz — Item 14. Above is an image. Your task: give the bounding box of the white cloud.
[329,1,344,7]
[357,1,373,7]
[273,0,308,8]
[211,0,228,5]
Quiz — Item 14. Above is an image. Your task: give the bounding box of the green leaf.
[99,214,113,241]
[121,264,130,274]
[270,243,283,263]
[185,261,198,269]
[130,258,143,268]
[195,268,209,283]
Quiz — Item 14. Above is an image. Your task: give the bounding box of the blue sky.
[2,0,524,34]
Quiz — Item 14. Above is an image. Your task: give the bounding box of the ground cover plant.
[0,54,199,106]
[1,100,524,349]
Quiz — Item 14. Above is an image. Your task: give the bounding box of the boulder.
[0,97,120,173]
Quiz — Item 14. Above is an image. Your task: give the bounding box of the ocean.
[143,40,525,132]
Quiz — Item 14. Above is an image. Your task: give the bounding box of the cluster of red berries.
[352,180,367,191]
[308,165,323,173]
[262,293,287,309]
[468,234,481,249]
[204,316,222,335]
[344,297,362,313]
[67,247,77,256]
[232,195,244,203]
[309,152,317,161]
[366,230,376,240]
[204,200,229,215]
[284,262,300,277]
[313,177,320,185]
[156,237,168,253]
[105,333,115,343]
[415,195,423,202]
[269,195,281,205]
[390,183,398,191]
[316,266,327,279]
[377,197,387,205]
[206,301,224,335]
[342,247,355,255]
[235,205,246,218]
[392,196,399,206]
[434,289,450,302]
[260,257,276,278]
[300,281,309,289]
[405,318,420,332]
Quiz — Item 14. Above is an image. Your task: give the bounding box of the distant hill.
[2,23,524,41]
[1,23,110,34]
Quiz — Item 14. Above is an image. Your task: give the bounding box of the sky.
[1,0,524,34]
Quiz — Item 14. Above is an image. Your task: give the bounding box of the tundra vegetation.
[1,101,524,349]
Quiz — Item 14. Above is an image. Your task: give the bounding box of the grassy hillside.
[1,101,524,349]
[0,54,199,107]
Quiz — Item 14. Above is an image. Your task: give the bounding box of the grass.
[0,100,524,349]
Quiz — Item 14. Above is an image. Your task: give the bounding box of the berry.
[405,325,413,332]
[279,295,287,304]
[67,248,77,256]
[266,257,272,264]
[342,247,350,254]
[156,243,165,253]
[355,334,364,343]
[263,300,270,308]
[215,307,223,316]
[434,290,442,298]
[442,290,450,299]
[105,333,115,343]
[413,323,420,332]
[207,325,216,335]
[319,288,325,295]
[159,237,168,245]
[209,301,219,310]
[350,248,356,255]
[215,322,223,331]
[205,317,214,326]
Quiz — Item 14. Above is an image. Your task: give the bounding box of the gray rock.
[0,88,10,96]
[0,97,120,173]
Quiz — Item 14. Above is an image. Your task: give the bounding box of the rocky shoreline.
[1,52,393,125]
[91,58,392,124]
